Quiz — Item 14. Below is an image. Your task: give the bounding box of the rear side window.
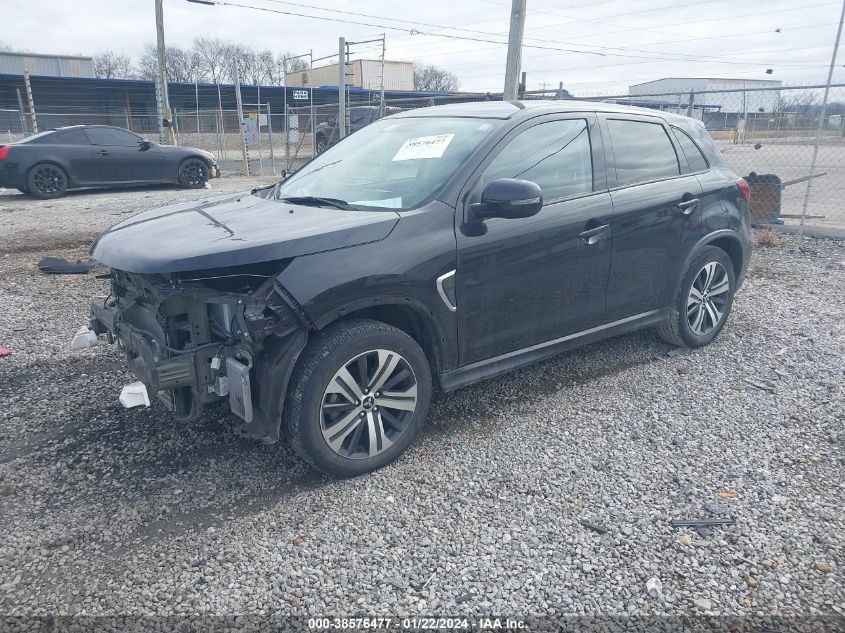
[57,130,90,145]
[483,119,593,201]
[607,119,680,187]
[672,127,709,172]
[85,127,141,147]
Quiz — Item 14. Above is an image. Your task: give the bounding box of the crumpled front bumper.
[90,302,197,394]
[89,274,309,443]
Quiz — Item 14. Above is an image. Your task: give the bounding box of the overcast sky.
[3,0,843,94]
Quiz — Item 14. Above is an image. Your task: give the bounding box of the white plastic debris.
[119,381,151,408]
[646,577,663,598]
[70,326,99,350]
[204,181,213,189]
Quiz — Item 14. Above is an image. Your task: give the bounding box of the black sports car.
[0,125,219,199]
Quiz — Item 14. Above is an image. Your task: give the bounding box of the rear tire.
[27,163,68,199]
[657,245,736,348]
[285,319,432,477]
[178,158,209,189]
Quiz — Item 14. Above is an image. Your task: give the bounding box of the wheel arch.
[315,298,449,388]
[684,229,745,282]
[27,159,72,188]
[179,154,213,170]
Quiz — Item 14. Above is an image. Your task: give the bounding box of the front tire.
[27,163,68,199]
[657,245,736,348]
[178,158,209,189]
[285,319,432,477]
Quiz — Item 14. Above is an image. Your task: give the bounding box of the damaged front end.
[90,262,308,443]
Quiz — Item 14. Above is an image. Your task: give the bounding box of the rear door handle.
[677,198,699,215]
[578,224,610,245]
[96,150,109,156]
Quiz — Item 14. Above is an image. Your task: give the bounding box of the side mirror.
[139,139,152,150]
[471,178,543,220]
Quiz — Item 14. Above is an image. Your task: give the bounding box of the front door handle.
[677,198,700,215]
[96,150,109,156]
[578,224,610,245]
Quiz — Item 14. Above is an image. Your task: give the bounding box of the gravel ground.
[0,174,277,255]
[0,183,842,627]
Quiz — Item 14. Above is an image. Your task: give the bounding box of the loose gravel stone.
[0,185,843,624]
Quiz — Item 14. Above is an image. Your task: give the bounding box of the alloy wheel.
[182,161,207,186]
[320,349,418,459]
[687,261,730,336]
[32,166,65,195]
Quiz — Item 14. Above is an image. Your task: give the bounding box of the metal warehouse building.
[285,60,414,91]
[0,51,94,78]
[628,77,783,114]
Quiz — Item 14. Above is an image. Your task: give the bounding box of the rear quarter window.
[672,127,709,172]
[606,119,680,187]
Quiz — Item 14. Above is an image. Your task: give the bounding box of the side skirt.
[439,309,669,392]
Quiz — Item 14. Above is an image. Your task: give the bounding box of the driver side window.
[483,119,593,202]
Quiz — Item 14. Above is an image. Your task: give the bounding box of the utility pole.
[23,70,37,134]
[799,0,845,244]
[503,0,527,100]
[233,61,249,176]
[154,0,175,144]
[338,36,347,140]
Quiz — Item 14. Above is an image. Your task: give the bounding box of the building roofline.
[630,77,783,87]
[0,51,94,61]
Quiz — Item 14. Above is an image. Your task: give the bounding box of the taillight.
[0,146,10,161]
[736,178,751,203]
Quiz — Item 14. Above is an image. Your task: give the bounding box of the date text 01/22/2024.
[307,617,527,630]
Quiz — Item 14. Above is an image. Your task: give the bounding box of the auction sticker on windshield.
[392,134,455,161]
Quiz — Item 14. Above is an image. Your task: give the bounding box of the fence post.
[285,105,291,173]
[267,102,276,175]
[214,105,222,163]
[16,89,28,134]
[173,108,180,145]
[124,108,131,131]
[686,90,695,118]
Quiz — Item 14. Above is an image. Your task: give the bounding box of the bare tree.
[136,44,204,83]
[774,90,820,115]
[193,37,231,84]
[130,39,315,87]
[93,50,134,79]
[413,63,459,92]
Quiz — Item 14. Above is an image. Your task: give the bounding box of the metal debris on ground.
[671,518,736,528]
[37,257,100,275]
[580,519,609,534]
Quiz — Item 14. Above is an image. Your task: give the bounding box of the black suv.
[314,105,402,153]
[89,101,752,477]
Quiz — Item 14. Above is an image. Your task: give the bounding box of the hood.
[91,191,400,274]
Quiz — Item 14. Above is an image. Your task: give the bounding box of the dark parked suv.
[89,101,752,477]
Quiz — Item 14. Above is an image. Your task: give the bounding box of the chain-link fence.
[594,84,845,230]
[2,84,843,230]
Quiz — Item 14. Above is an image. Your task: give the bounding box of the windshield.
[277,117,499,210]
